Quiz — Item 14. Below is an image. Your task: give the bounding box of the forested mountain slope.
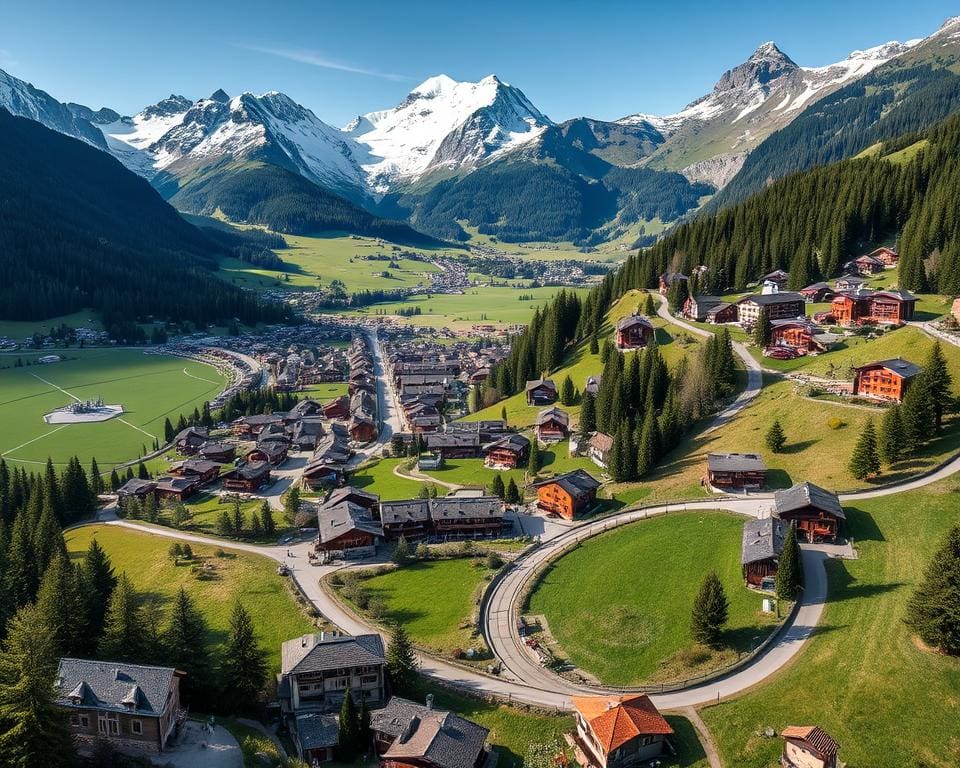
[626,114,960,294]
[0,109,287,333]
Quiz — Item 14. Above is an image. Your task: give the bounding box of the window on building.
[131,720,143,735]
[80,715,89,728]
[70,714,79,726]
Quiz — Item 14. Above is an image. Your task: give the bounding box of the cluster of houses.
[262,346,347,391]
[344,337,379,444]
[311,486,510,559]
[52,639,840,768]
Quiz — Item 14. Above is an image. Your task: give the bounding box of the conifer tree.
[923,341,953,433]
[260,501,276,536]
[139,598,165,664]
[385,624,417,694]
[879,404,906,464]
[901,373,935,455]
[164,418,175,443]
[283,486,301,526]
[164,588,211,705]
[579,393,596,436]
[109,468,121,492]
[217,509,234,537]
[636,408,661,478]
[391,537,411,566]
[99,574,144,662]
[337,692,359,760]
[219,602,267,709]
[528,440,540,474]
[0,603,73,768]
[560,375,576,406]
[250,512,263,539]
[691,572,729,648]
[643,292,656,316]
[6,510,37,610]
[32,505,65,580]
[848,419,881,480]
[906,524,960,655]
[775,524,804,600]
[753,310,772,348]
[506,478,521,505]
[82,539,116,639]
[358,693,371,753]
[232,500,244,538]
[89,457,104,498]
[491,474,506,499]
[765,419,787,453]
[137,461,149,480]
[589,333,599,355]
[36,552,87,656]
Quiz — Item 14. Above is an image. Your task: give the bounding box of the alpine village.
[2,6,960,768]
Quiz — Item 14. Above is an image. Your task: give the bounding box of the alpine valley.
[2,16,960,247]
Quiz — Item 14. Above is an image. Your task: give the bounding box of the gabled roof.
[229,460,270,481]
[781,725,839,757]
[741,517,786,566]
[482,434,530,454]
[525,378,556,393]
[616,314,653,331]
[536,407,570,427]
[55,658,177,717]
[318,501,383,543]
[589,432,614,452]
[571,695,673,754]
[854,357,921,379]
[380,499,431,524]
[429,497,503,521]
[322,486,379,510]
[532,469,601,496]
[774,481,844,520]
[707,452,766,473]
[739,292,805,306]
[377,697,489,768]
[281,633,385,676]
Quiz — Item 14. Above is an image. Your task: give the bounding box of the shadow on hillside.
[764,469,793,489]
[844,507,885,543]
[828,561,902,603]
[780,439,818,455]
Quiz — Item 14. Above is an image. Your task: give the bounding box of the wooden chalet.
[533,469,601,521]
[760,269,790,290]
[286,399,324,421]
[570,695,673,768]
[615,314,654,350]
[230,413,284,438]
[429,496,505,538]
[197,441,236,464]
[221,461,271,492]
[769,319,829,353]
[852,357,921,402]
[658,271,687,295]
[847,253,884,275]
[302,459,345,490]
[247,442,288,466]
[865,246,899,266]
[379,499,432,540]
[323,486,379,514]
[349,414,378,443]
[706,452,767,489]
[169,459,221,486]
[371,695,489,768]
[322,395,350,420]
[317,502,382,557]
[424,431,481,459]
[153,476,200,502]
[683,294,724,322]
[799,282,833,303]
[535,406,570,443]
[174,426,208,456]
[736,292,806,326]
[525,378,557,406]
[833,275,867,292]
[741,517,785,587]
[781,726,840,768]
[482,433,530,469]
[830,288,917,326]
[445,420,508,442]
[54,658,183,754]
[773,482,844,542]
[117,478,157,506]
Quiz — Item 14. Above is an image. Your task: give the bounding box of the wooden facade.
[221,461,271,492]
[535,407,570,443]
[615,315,654,350]
[525,378,557,405]
[707,453,766,489]
[533,470,601,521]
[852,358,920,402]
[831,290,916,326]
[773,482,844,543]
[781,726,840,768]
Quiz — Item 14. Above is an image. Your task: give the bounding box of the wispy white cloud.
[237,44,409,82]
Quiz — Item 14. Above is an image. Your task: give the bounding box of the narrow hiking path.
[393,461,464,490]
[683,707,724,768]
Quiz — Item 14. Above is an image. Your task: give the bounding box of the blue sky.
[1,0,954,125]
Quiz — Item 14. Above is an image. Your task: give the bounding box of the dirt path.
[393,461,463,490]
[682,706,723,768]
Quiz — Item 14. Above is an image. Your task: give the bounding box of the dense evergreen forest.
[392,150,711,244]
[713,61,960,209]
[0,109,288,332]
[169,160,446,247]
[627,113,960,294]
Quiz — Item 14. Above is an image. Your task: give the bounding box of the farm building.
[302,459,346,491]
[706,453,767,489]
[833,275,867,292]
[153,476,200,502]
[54,658,183,754]
[317,501,382,557]
[221,461,271,492]
[322,395,350,420]
[371,695,489,768]
[482,433,530,469]
[852,358,921,402]
[569,694,673,768]
[535,407,570,443]
[247,442,288,466]
[615,314,654,350]
[525,378,557,405]
[781,725,840,768]
[322,486,379,514]
[682,294,724,322]
[773,482,844,542]
[533,469,601,521]
[117,478,157,505]
[424,431,481,459]
[741,517,786,587]
[760,269,789,290]
[348,414,377,444]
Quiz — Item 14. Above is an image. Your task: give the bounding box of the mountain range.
[3,16,960,245]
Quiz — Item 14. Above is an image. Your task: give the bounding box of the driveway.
[163,720,241,768]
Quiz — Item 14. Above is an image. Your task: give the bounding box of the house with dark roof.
[570,694,673,767]
[741,517,786,587]
[379,499,432,540]
[682,294,726,322]
[799,282,834,303]
[736,292,806,326]
[525,378,557,406]
[429,496,506,538]
[323,486,379,514]
[658,272,687,296]
[831,288,917,326]
[615,314,654,350]
[317,502,383,557]
[116,478,157,507]
[846,253,885,275]
[168,459,221,486]
[247,441,289,466]
[197,441,236,464]
[221,461,271,492]
[773,482,844,542]
[707,453,767,489]
[54,658,183,753]
[278,632,387,762]
[153,475,201,502]
[425,431,482,459]
[372,695,489,768]
[852,358,921,402]
[532,469,601,521]
[781,725,840,768]
[174,426,208,455]
[482,433,530,469]
[535,406,570,444]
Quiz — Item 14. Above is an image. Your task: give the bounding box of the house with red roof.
[780,725,840,768]
[568,695,673,767]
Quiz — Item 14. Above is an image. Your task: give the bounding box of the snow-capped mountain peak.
[346,73,551,191]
